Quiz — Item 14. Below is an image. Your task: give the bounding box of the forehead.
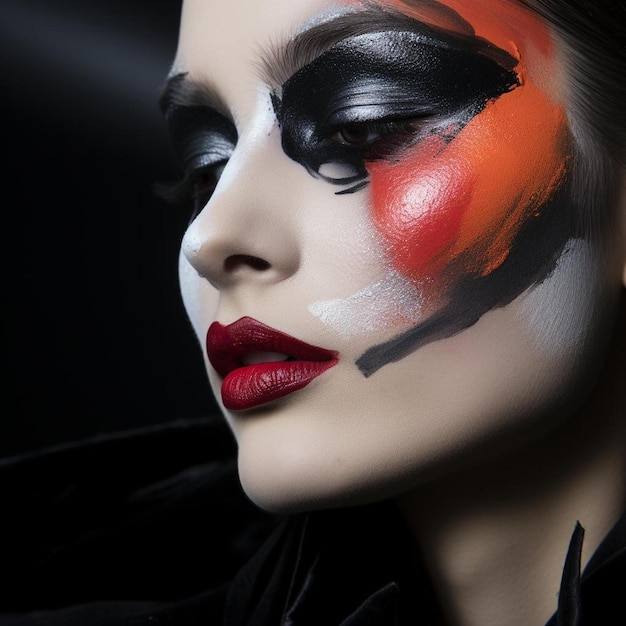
[175,0,334,87]
[174,0,556,111]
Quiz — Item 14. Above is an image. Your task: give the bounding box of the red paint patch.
[369,135,473,280]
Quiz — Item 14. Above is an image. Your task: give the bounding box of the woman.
[162,0,625,623]
[2,0,623,624]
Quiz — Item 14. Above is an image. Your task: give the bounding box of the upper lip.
[206,316,338,377]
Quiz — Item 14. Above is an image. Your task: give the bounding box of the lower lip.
[221,359,338,411]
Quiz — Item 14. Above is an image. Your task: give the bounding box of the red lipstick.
[206,317,339,411]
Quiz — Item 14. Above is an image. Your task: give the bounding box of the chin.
[236,451,357,515]
[239,473,398,516]
[235,434,408,515]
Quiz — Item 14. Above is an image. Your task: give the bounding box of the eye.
[331,123,383,147]
[190,161,227,212]
[329,119,426,150]
[154,160,228,221]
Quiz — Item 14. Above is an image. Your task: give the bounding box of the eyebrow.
[159,72,229,119]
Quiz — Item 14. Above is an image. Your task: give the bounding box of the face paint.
[355,0,576,375]
[367,79,570,283]
[381,0,556,62]
[272,0,575,376]
[517,240,599,360]
[174,0,577,379]
[366,0,569,281]
[309,270,424,339]
[160,74,237,218]
[273,9,519,193]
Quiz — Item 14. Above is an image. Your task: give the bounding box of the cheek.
[368,135,473,283]
[367,81,571,287]
[517,240,601,360]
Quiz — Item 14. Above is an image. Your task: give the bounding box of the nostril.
[223,254,271,272]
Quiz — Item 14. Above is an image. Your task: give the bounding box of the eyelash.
[190,161,226,202]
[155,160,227,220]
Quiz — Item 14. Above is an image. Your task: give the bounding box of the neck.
[397,309,626,626]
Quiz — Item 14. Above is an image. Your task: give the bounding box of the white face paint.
[309,270,424,339]
[519,240,600,360]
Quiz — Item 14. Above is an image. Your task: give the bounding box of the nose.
[181,132,301,290]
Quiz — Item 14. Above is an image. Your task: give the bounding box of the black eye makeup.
[159,80,237,219]
[272,13,519,194]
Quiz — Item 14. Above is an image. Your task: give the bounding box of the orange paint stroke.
[368,78,570,283]
[375,0,555,59]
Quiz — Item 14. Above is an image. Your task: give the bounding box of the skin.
[169,1,626,623]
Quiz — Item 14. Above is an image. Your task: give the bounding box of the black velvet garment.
[1,417,624,625]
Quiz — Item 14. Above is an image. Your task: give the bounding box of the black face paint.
[273,15,518,194]
[167,107,236,173]
[163,104,237,216]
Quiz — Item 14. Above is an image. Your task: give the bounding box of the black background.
[2,0,220,457]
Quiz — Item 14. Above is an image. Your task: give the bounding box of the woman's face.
[167,0,625,512]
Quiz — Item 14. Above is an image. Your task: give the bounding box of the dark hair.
[520,0,626,168]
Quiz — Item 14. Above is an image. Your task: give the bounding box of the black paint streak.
[356,177,578,377]
[336,180,370,195]
[273,10,519,193]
